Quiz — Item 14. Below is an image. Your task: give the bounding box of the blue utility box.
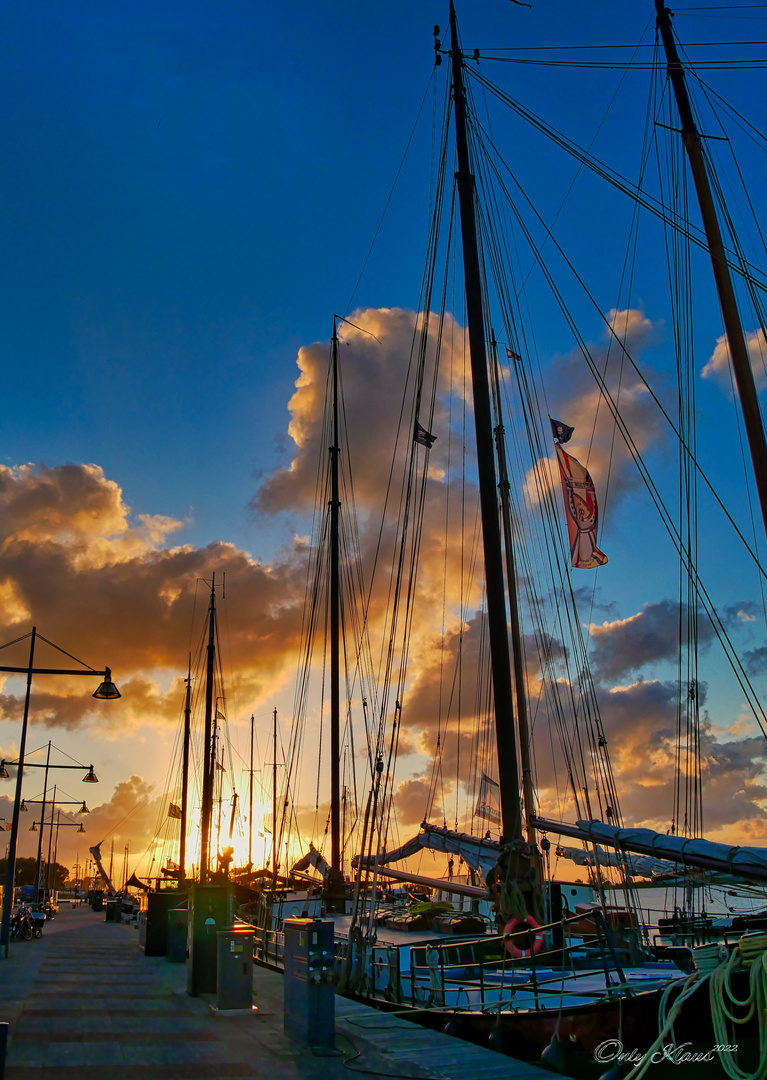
[186,884,233,996]
[216,928,254,1010]
[283,918,335,1047]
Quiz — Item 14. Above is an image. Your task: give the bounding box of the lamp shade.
[77,823,85,833]
[29,822,38,832]
[0,762,9,779]
[79,801,90,814]
[20,799,28,812]
[82,765,99,783]
[93,667,121,700]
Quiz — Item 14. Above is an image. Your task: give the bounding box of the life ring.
[504,915,544,958]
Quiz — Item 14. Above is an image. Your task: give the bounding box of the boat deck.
[0,904,550,1080]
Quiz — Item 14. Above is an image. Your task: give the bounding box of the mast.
[179,656,191,883]
[490,335,539,860]
[272,707,278,870]
[656,1,767,541]
[330,323,341,871]
[248,714,254,869]
[326,322,345,909]
[449,3,522,844]
[200,575,217,883]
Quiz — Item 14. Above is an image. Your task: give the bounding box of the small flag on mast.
[168,803,182,820]
[414,422,437,448]
[550,417,575,444]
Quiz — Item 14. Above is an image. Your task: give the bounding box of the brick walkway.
[0,905,547,1080]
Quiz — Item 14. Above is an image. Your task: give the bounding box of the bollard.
[1,1020,8,1079]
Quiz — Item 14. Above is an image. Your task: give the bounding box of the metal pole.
[0,628,37,958]
[33,741,52,897]
[248,713,254,869]
[45,789,57,895]
[330,325,341,872]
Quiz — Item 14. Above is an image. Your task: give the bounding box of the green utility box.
[166,908,188,963]
[144,890,187,957]
[186,884,233,996]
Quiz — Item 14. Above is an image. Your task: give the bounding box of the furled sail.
[353,822,500,881]
[89,842,118,895]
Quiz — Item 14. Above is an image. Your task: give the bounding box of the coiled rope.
[620,934,767,1080]
[709,934,767,1080]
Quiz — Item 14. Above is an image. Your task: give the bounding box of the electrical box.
[144,890,186,956]
[186,884,233,996]
[92,891,104,912]
[166,908,188,963]
[283,918,335,1047]
[216,928,254,1010]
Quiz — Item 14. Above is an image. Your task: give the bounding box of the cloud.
[701,327,767,391]
[589,599,714,682]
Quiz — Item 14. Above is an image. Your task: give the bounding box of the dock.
[0,905,550,1080]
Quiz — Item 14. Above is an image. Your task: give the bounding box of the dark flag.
[550,417,575,444]
[414,422,437,448]
[168,803,182,820]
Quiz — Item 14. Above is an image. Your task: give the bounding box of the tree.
[0,857,70,888]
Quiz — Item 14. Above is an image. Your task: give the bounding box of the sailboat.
[250,3,767,1075]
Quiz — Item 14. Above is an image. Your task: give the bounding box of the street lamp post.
[0,626,120,958]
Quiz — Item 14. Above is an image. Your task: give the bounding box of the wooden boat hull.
[408,971,759,1079]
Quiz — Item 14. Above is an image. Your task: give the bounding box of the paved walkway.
[0,906,548,1080]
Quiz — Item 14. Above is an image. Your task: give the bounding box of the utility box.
[105,900,118,922]
[144,890,186,956]
[186,884,233,996]
[283,918,335,1047]
[216,928,254,1011]
[92,891,104,912]
[167,908,188,963]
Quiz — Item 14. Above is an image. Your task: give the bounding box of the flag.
[474,773,501,826]
[549,416,574,444]
[168,803,182,820]
[215,708,226,720]
[554,443,608,569]
[414,422,437,448]
[506,347,521,362]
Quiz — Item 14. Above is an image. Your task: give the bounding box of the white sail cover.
[353,823,499,881]
[558,844,673,878]
[575,820,767,882]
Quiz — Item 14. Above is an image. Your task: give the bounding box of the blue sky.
[2,1,767,877]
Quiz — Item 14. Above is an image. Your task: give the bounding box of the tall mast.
[330,322,341,872]
[248,714,254,869]
[272,707,278,870]
[325,321,345,910]
[200,575,217,883]
[490,335,538,860]
[656,1,767,541]
[449,2,522,844]
[179,656,191,884]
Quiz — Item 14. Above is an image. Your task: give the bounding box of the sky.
[1,1,767,886]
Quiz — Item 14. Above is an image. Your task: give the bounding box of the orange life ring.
[504,915,544,958]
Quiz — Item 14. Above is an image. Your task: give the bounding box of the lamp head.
[29,821,38,832]
[82,765,99,784]
[93,667,121,700]
[79,801,90,814]
[20,799,28,812]
[77,823,85,833]
[0,761,9,779]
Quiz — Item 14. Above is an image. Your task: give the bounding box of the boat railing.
[394,909,644,1011]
